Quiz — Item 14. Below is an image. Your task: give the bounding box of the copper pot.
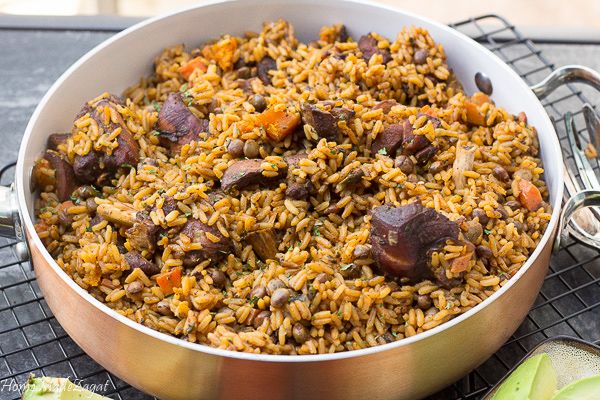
[2,1,599,399]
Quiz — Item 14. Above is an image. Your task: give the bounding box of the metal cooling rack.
[0,14,598,400]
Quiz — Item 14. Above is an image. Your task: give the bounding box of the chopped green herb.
[180,83,189,92]
[159,232,168,239]
[313,226,321,236]
[185,212,192,217]
[336,309,343,317]
[152,101,161,112]
[86,226,92,232]
[209,311,217,316]
[378,147,388,155]
[341,263,354,271]
[391,331,398,338]
[121,163,134,169]
[484,229,492,235]
[271,163,277,169]
[330,149,338,155]
[287,245,294,252]
[157,188,166,194]
[148,169,157,175]
[69,195,81,205]
[151,130,161,136]
[445,301,453,310]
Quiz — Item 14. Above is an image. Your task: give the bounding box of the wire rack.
[0,14,598,400]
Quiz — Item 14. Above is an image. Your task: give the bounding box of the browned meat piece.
[285,181,311,199]
[415,145,437,165]
[73,97,139,183]
[284,152,308,169]
[373,100,398,114]
[369,203,459,281]
[72,151,103,184]
[257,56,277,85]
[416,112,442,129]
[90,99,139,171]
[246,229,278,261]
[47,133,70,151]
[180,218,233,267]
[300,103,354,142]
[43,150,77,201]
[125,213,158,254]
[358,34,391,64]
[221,159,285,192]
[156,196,177,216]
[207,189,226,205]
[371,120,411,157]
[337,25,349,42]
[401,121,429,156]
[339,168,365,188]
[56,201,75,227]
[124,250,160,276]
[157,92,209,150]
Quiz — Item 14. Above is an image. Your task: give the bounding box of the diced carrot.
[201,36,238,71]
[471,92,491,106]
[517,179,543,211]
[178,57,207,80]
[464,100,486,126]
[237,120,254,133]
[257,108,301,142]
[156,267,182,295]
[450,242,475,274]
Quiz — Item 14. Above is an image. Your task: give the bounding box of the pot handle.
[0,184,30,261]
[530,65,600,99]
[554,189,600,252]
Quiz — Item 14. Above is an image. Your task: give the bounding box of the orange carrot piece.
[156,267,182,295]
[471,92,491,106]
[464,100,486,126]
[258,108,301,142]
[517,179,543,211]
[178,57,207,80]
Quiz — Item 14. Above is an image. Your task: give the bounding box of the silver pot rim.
[13,0,565,363]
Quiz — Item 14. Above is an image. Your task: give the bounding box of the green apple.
[552,375,600,400]
[493,353,557,400]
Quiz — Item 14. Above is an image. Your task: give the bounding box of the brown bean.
[208,269,227,288]
[414,49,428,65]
[156,300,172,316]
[250,285,267,299]
[267,278,286,295]
[270,288,290,308]
[292,323,309,344]
[492,166,509,182]
[249,94,267,112]
[237,66,251,79]
[476,245,493,259]
[472,208,489,225]
[227,138,245,158]
[314,273,330,284]
[428,160,446,174]
[86,198,98,213]
[394,155,414,174]
[126,281,144,295]
[464,221,483,243]
[513,168,533,181]
[416,294,432,310]
[253,310,271,329]
[243,139,260,158]
[382,331,396,343]
[353,244,371,259]
[496,206,508,219]
[506,200,521,211]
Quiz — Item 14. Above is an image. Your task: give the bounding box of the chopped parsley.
[157,188,166,194]
[336,309,343,317]
[313,225,321,236]
[445,301,453,310]
[341,263,354,271]
[152,101,161,112]
[148,169,157,175]
[151,130,161,136]
[391,331,398,338]
[69,195,81,204]
[121,163,134,169]
[180,83,194,106]
[484,229,492,235]
[180,83,189,92]
[249,296,259,306]
[378,147,388,155]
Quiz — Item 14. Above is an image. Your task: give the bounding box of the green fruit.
[552,375,600,400]
[22,376,109,400]
[493,353,557,400]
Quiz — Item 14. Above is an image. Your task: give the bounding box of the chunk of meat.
[257,108,301,142]
[246,229,278,261]
[124,250,160,277]
[47,133,70,151]
[72,151,103,184]
[373,100,398,114]
[416,112,442,129]
[415,145,437,165]
[157,92,209,150]
[283,152,308,169]
[369,203,459,280]
[43,150,77,201]
[73,97,139,182]
[371,120,411,157]
[300,103,354,142]
[339,168,365,188]
[257,56,277,85]
[125,213,159,254]
[180,218,233,267]
[221,159,285,192]
[358,34,392,64]
[285,181,311,199]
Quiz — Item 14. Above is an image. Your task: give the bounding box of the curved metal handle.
[530,65,600,100]
[0,185,30,261]
[554,189,600,252]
